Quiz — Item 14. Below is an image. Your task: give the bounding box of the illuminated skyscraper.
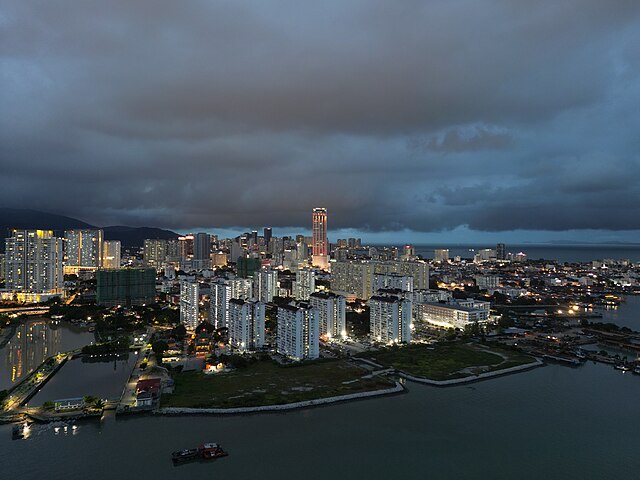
[64,229,103,274]
[180,277,200,330]
[311,207,328,269]
[143,239,168,269]
[102,240,121,269]
[4,230,64,301]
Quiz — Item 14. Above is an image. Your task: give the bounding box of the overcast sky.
[1,1,639,243]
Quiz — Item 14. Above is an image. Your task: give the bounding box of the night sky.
[2,1,639,242]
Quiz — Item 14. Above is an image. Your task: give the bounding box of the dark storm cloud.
[1,0,639,234]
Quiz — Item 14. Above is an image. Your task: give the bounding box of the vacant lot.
[161,359,395,408]
[360,342,535,381]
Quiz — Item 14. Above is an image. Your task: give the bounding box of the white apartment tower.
[228,299,265,352]
[253,268,278,303]
[210,277,253,329]
[277,303,320,361]
[180,277,200,330]
[309,291,347,340]
[64,229,103,274]
[294,267,316,301]
[369,294,412,344]
[373,272,414,293]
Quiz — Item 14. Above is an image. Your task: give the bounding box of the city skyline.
[2,2,639,244]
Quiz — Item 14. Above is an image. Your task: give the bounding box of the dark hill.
[103,225,179,248]
[0,208,179,251]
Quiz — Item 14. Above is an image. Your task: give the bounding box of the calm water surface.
[2,275,640,479]
[0,319,94,391]
[598,295,640,331]
[1,362,638,480]
[413,244,640,263]
[27,353,137,405]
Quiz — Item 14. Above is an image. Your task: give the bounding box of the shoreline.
[397,357,545,386]
[354,356,545,386]
[156,381,405,416]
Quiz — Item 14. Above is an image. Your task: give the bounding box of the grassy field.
[161,359,395,408]
[360,342,535,381]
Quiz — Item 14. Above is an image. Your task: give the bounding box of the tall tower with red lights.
[311,207,328,269]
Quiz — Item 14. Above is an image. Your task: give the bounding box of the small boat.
[614,364,631,372]
[200,443,228,459]
[172,449,200,463]
[633,366,640,375]
[575,350,588,360]
[172,443,228,464]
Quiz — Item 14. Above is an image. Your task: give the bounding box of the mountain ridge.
[0,208,179,251]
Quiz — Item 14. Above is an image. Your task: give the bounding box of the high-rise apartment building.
[210,277,253,329]
[311,207,328,269]
[3,230,64,302]
[373,272,414,293]
[294,267,316,301]
[309,291,346,340]
[277,303,319,361]
[263,227,272,245]
[434,249,450,262]
[369,294,412,344]
[332,260,428,300]
[253,268,278,303]
[64,229,103,274]
[102,240,121,269]
[143,239,168,269]
[228,299,265,352]
[193,233,211,269]
[180,277,200,330]
[496,243,507,261]
[401,244,415,261]
[178,235,194,261]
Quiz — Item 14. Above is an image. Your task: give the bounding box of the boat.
[171,449,200,463]
[575,350,588,361]
[633,366,640,375]
[614,364,631,372]
[200,443,228,459]
[172,443,228,464]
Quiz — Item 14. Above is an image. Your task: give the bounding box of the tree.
[152,340,169,362]
[172,324,187,338]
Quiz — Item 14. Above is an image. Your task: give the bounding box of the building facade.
[210,277,253,329]
[311,207,328,269]
[3,229,64,301]
[180,278,200,330]
[294,267,316,301]
[96,268,156,307]
[228,299,265,352]
[102,240,121,269]
[277,303,320,361]
[64,229,103,274]
[373,272,414,293]
[143,239,168,269]
[309,291,346,340]
[417,301,490,330]
[369,294,412,344]
[253,268,278,303]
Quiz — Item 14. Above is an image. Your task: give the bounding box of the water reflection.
[0,319,94,390]
[4,320,61,385]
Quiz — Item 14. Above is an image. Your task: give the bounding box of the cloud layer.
[1,1,639,236]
